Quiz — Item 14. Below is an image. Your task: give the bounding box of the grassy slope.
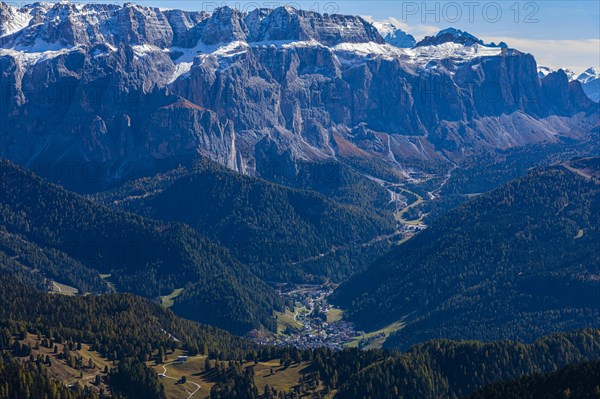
[149,353,327,399]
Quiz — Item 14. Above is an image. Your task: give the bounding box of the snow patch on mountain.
[564,69,577,81]
[166,40,251,81]
[406,42,503,69]
[538,66,577,81]
[0,38,75,67]
[132,44,163,58]
[167,37,504,80]
[537,65,554,79]
[333,41,403,60]
[370,21,397,38]
[0,5,33,37]
[168,62,194,83]
[170,40,250,62]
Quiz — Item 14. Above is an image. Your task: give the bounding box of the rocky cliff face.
[0,2,596,190]
[415,28,507,48]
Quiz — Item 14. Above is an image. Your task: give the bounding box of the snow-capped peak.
[370,21,416,48]
[416,27,483,47]
[563,69,577,81]
[370,21,396,37]
[577,67,600,84]
[576,67,600,103]
[416,27,507,49]
[537,65,554,79]
[438,28,480,42]
[538,66,577,81]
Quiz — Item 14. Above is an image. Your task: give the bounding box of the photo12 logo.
[400,1,540,24]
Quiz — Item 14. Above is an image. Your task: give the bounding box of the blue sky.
[120,1,599,72]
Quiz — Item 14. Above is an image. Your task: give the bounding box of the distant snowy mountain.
[538,66,555,79]
[539,66,600,102]
[577,67,600,102]
[538,66,577,81]
[416,28,507,48]
[565,69,578,81]
[578,66,600,83]
[370,21,416,48]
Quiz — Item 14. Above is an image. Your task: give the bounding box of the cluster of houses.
[277,320,359,350]
[253,284,364,350]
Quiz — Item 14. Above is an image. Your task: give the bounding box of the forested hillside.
[258,159,395,212]
[161,329,600,399]
[334,159,600,348]
[0,271,261,398]
[1,267,599,399]
[0,351,102,399]
[467,360,600,399]
[0,273,255,361]
[330,330,600,399]
[0,228,109,293]
[94,159,396,282]
[0,159,283,334]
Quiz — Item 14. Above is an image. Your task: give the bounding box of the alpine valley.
[0,2,599,399]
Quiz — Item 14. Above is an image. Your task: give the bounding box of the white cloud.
[482,36,600,74]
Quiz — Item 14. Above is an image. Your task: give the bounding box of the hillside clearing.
[345,320,406,350]
[49,281,79,296]
[161,288,184,308]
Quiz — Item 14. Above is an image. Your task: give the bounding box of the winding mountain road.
[160,362,201,399]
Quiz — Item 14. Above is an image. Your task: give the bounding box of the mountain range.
[0,2,597,193]
[0,3,599,398]
[538,65,600,102]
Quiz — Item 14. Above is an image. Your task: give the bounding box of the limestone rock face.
[0,3,596,190]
